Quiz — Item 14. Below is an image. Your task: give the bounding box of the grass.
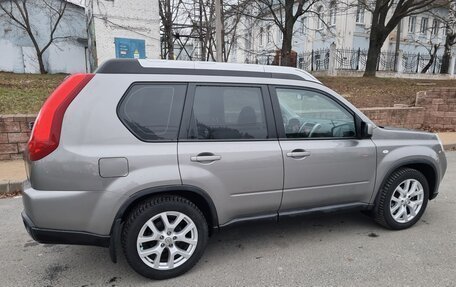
[1,72,456,114]
[319,76,456,108]
[0,72,66,114]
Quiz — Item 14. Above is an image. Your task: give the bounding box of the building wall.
[0,0,87,74]
[91,0,160,67]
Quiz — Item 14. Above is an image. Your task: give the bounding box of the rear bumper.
[21,211,110,247]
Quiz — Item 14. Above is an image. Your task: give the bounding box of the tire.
[122,195,208,280]
[374,168,429,230]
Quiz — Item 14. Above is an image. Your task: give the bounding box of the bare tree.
[360,0,444,77]
[0,0,67,74]
[159,0,183,60]
[158,0,247,62]
[421,43,440,73]
[248,0,319,66]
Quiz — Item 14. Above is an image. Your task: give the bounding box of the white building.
[231,0,454,72]
[0,0,87,73]
[0,0,160,74]
[87,0,160,70]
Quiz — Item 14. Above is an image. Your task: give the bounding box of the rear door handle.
[286,149,311,159]
[190,153,221,163]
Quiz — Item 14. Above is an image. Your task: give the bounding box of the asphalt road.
[1,153,455,287]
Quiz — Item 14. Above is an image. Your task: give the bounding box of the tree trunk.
[280,0,295,67]
[281,27,293,66]
[440,34,453,74]
[364,27,384,77]
[421,55,434,74]
[36,52,47,74]
[421,45,438,74]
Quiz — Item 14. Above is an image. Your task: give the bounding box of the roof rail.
[96,59,320,83]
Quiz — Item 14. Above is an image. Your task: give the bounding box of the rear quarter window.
[118,83,187,141]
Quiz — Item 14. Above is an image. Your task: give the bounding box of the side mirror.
[361,121,374,138]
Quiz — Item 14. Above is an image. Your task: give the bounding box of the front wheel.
[122,196,208,279]
[374,168,429,230]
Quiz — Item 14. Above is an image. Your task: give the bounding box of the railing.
[297,48,330,71]
[296,48,446,74]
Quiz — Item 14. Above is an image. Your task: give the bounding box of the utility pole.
[215,0,223,62]
[199,0,206,60]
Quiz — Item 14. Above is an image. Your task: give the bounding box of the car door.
[178,83,283,226]
[270,85,377,213]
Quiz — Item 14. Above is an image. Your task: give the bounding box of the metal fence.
[297,49,330,71]
[297,48,445,74]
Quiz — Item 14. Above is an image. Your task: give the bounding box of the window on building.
[300,17,308,34]
[431,19,439,36]
[408,16,416,33]
[317,6,324,30]
[329,2,337,26]
[259,27,264,46]
[356,2,365,24]
[266,25,272,43]
[420,17,428,34]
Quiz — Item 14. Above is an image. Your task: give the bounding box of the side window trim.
[268,85,360,140]
[179,83,277,142]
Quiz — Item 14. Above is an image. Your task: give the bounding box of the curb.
[0,180,25,195]
[444,143,456,151]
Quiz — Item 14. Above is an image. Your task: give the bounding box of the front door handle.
[286,149,311,159]
[190,152,221,163]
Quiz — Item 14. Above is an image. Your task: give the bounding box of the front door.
[178,84,283,226]
[270,86,377,213]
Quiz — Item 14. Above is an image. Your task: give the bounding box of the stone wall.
[360,88,456,131]
[360,107,425,130]
[0,115,35,160]
[416,89,456,131]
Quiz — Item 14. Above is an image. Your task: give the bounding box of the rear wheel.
[374,168,429,230]
[122,196,208,279]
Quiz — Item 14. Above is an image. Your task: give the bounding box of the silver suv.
[22,60,447,279]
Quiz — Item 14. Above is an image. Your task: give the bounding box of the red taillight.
[28,74,94,161]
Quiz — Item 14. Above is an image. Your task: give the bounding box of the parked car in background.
[22,60,447,279]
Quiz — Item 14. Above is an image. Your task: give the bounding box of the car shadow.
[34,210,385,285]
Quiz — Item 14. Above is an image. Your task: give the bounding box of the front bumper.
[21,211,110,247]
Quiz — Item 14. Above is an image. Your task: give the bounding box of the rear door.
[270,86,377,213]
[178,83,283,226]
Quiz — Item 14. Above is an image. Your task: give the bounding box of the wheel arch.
[373,159,439,205]
[112,185,219,234]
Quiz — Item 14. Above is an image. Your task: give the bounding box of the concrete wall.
[92,0,160,66]
[0,0,88,74]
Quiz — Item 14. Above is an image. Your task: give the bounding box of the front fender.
[369,144,441,204]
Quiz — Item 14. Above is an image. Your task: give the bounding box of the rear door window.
[188,86,268,140]
[118,83,187,141]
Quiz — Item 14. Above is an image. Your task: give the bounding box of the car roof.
[96,59,320,84]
